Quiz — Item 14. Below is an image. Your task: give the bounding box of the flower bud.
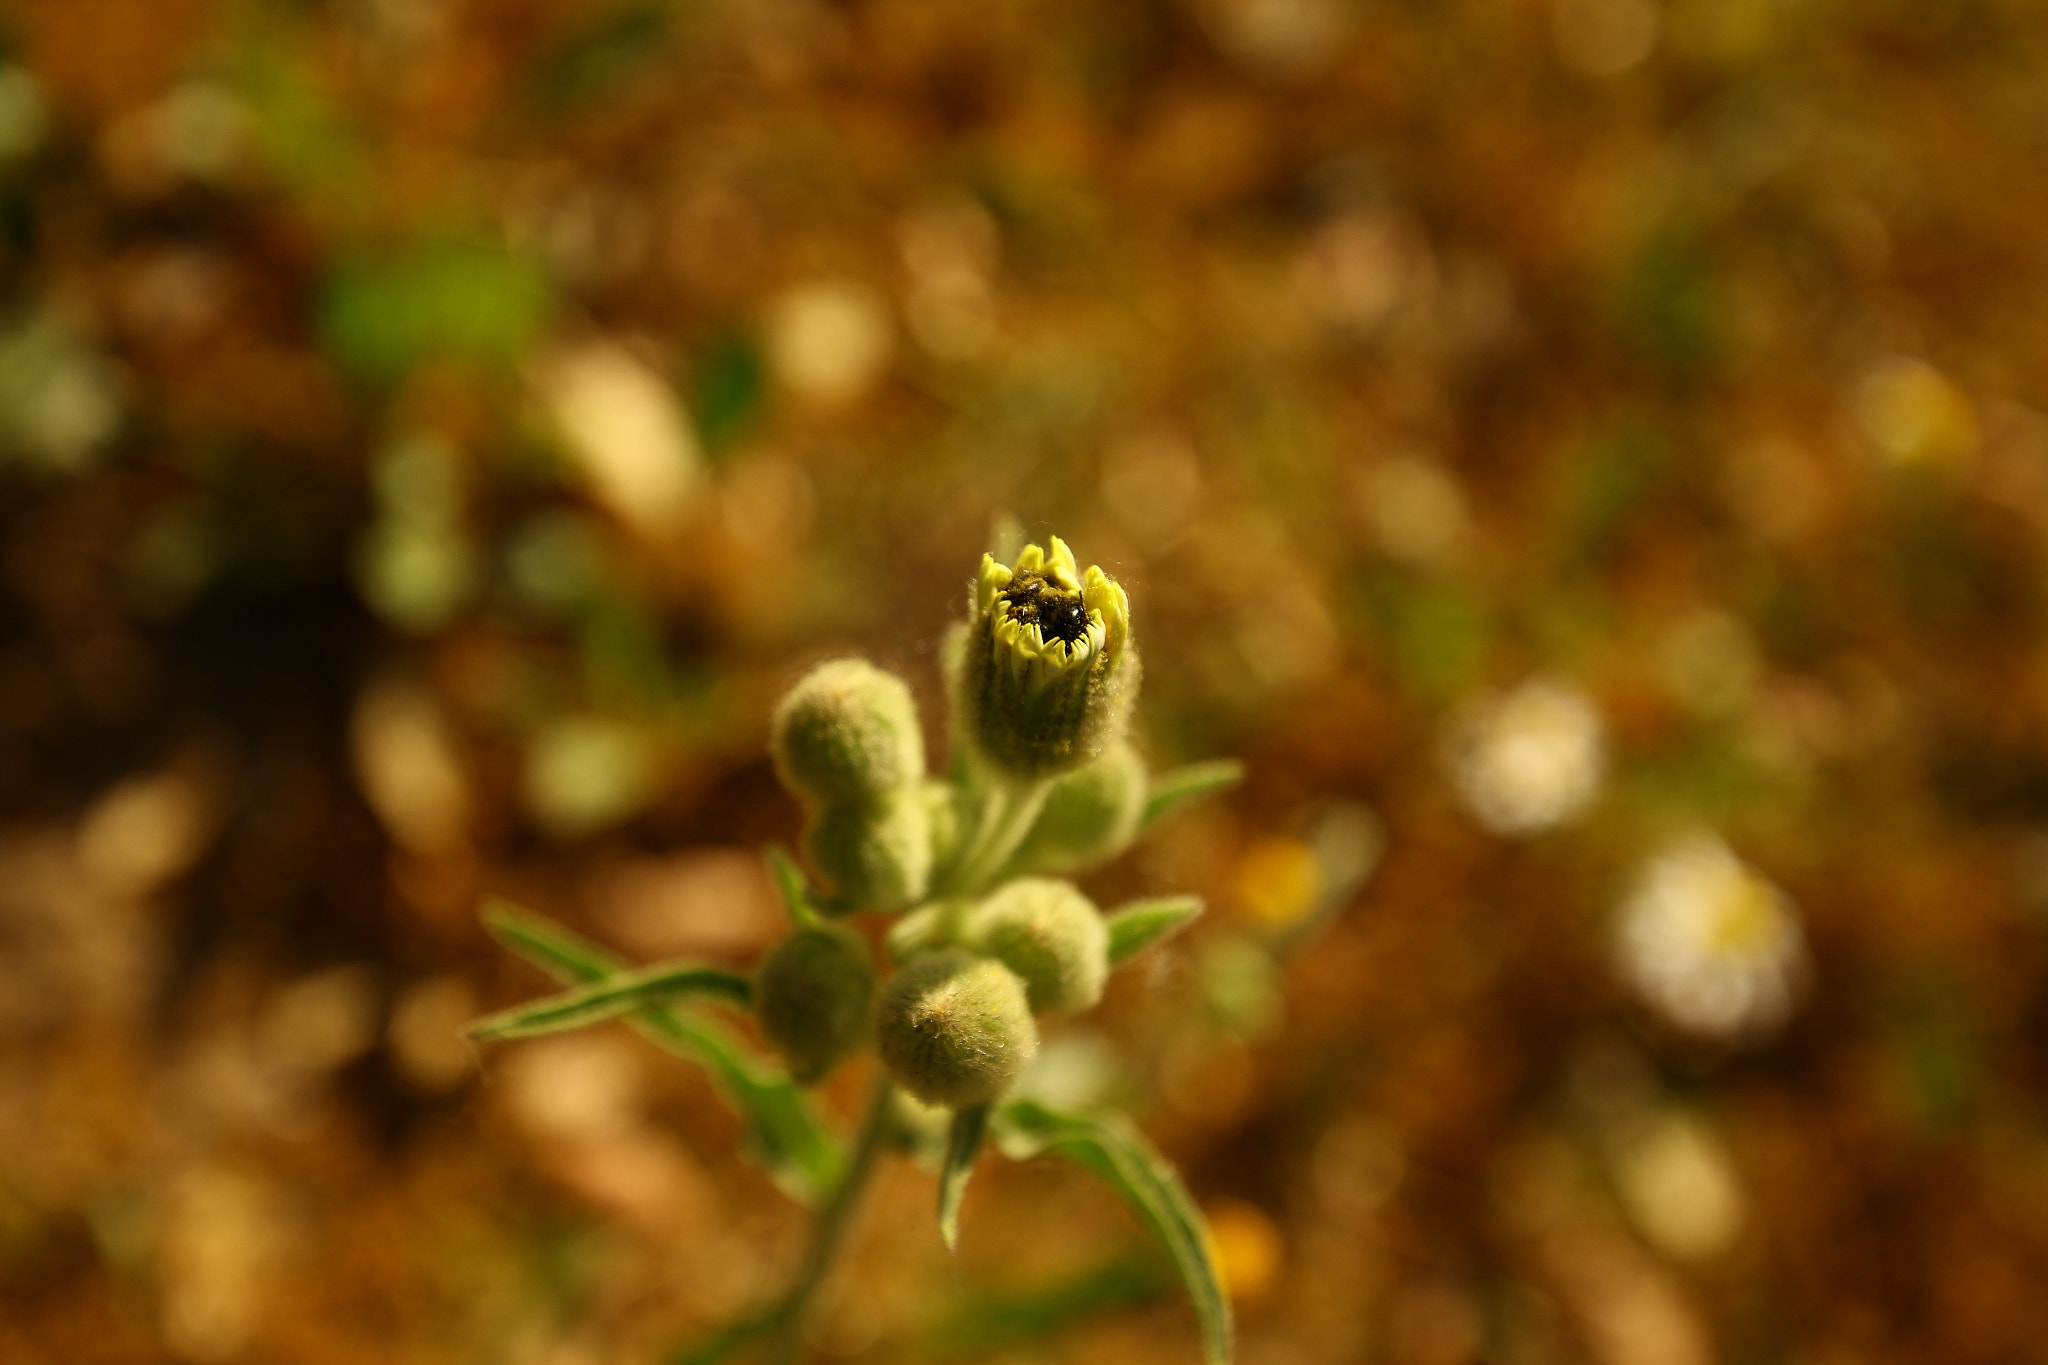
[1007,739,1147,876]
[803,788,933,910]
[876,948,1038,1107]
[755,925,875,1083]
[771,658,925,808]
[954,537,1139,781]
[965,877,1110,1015]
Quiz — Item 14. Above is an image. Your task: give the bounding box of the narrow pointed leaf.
[1106,897,1204,966]
[468,962,751,1040]
[992,1099,1232,1365]
[483,900,842,1202]
[938,1102,990,1252]
[767,846,823,927]
[1140,761,1245,832]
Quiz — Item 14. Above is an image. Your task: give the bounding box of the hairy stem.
[948,778,1050,897]
[765,1073,894,1364]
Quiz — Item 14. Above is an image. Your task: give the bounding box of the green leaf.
[483,900,842,1202]
[1140,761,1245,832]
[767,847,823,927]
[992,1099,1232,1365]
[320,239,550,383]
[689,327,766,459]
[468,962,751,1041]
[1106,897,1204,966]
[938,1103,990,1252]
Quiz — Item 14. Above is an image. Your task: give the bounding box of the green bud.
[755,925,875,1083]
[954,537,1139,781]
[965,877,1110,1015]
[876,948,1039,1107]
[803,787,932,910]
[1008,739,1147,876]
[771,658,925,807]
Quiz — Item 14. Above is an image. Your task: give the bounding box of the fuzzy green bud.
[876,948,1039,1107]
[771,658,925,807]
[1008,739,1147,876]
[965,877,1110,1015]
[803,788,932,910]
[954,537,1139,781]
[755,925,875,1083]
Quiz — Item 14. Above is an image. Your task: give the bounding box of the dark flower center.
[1000,573,1091,645]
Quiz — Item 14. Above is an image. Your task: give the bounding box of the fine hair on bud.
[803,787,932,910]
[1008,739,1147,876]
[876,948,1039,1107]
[965,877,1110,1015]
[756,925,875,1084]
[771,658,925,807]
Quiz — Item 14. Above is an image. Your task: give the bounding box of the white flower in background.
[1617,835,1806,1039]
[1445,678,1604,834]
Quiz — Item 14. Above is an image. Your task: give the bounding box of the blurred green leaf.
[1141,761,1244,832]
[767,847,823,928]
[938,1102,989,1252]
[992,1099,1231,1365]
[468,961,752,1041]
[483,901,842,1202]
[320,239,550,382]
[690,329,766,458]
[1105,896,1203,966]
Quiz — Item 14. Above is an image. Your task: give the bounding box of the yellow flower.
[975,537,1129,686]
[955,536,1139,780]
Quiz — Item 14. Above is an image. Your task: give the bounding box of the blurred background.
[5,0,2048,1361]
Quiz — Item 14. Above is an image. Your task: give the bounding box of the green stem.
[939,781,1006,896]
[765,1073,895,1364]
[948,778,1050,897]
